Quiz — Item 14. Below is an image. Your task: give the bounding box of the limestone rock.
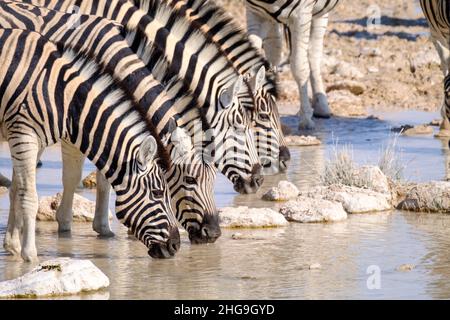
[284,135,321,146]
[262,181,299,201]
[0,258,109,298]
[392,124,433,136]
[397,181,450,213]
[82,171,97,189]
[303,185,392,213]
[219,207,288,228]
[37,193,112,222]
[279,197,347,223]
[353,166,391,195]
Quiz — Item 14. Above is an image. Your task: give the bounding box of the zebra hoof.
[298,117,315,130]
[312,94,331,119]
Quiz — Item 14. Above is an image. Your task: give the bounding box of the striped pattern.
[156,0,291,174]
[20,0,263,192]
[420,0,450,132]
[245,0,340,129]
[0,28,179,260]
[0,0,221,242]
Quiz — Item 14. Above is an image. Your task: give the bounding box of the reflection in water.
[0,110,450,299]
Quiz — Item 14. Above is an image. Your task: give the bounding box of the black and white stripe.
[0,0,223,243]
[20,0,264,194]
[245,0,340,129]
[158,0,291,175]
[0,28,179,260]
[420,0,450,134]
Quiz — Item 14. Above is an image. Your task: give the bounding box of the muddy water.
[0,110,449,299]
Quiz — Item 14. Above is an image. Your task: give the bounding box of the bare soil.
[219,0,444,117]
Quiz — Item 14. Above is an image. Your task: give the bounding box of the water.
[0,110,449,299]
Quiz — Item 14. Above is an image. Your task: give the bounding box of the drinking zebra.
[420,0,450,136]
[0,28,180,261]
[137,0,291,175]
[0,1,222,243]
[245,0,340,129]
[20,0,267,190]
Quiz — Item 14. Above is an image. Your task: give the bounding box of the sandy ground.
[219,0,444,117]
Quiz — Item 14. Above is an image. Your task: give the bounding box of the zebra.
[245,0,341,129]
[0,0,222,243]
[0,28,181,261]
[420,0,450,136]
[20,0,265,193]
[137,0,291,175]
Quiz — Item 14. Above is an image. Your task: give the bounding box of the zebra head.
[247,66,291,175]
[115,135,180,259]
[163,119,221,244]
[208,75,264,194]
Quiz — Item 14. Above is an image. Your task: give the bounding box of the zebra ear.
[138,135,158,166]
[219,76,243,108]
[253,66,266,92]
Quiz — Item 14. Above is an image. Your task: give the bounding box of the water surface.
[0,110,449,299]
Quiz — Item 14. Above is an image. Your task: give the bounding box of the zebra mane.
[62,46,172,171]
[170,0,279,98]
[133,0,255,105]
[126,30,212,132]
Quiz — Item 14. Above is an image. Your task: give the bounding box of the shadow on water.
[0,109,449,299]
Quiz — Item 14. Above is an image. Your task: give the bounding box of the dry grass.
[320,136,404,188]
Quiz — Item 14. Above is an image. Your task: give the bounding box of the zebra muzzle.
[147,226,181,259]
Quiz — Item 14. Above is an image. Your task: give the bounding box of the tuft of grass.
[320,136,405,188]
[377,134,405,181]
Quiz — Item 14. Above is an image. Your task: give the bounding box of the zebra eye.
[151,189,164,199]
[258,113,270,122]
[184,176,197,185]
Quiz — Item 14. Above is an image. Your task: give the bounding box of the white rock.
[37,193,112,222]
[397,181,450,213]
[262,181,299,201]
[0,258,109,298]
[279,197,347,223]
[284,135,321,146]
[353,166,391,195]
[219,207,288,228]
[303,185,392,213]
[82,171,97,189]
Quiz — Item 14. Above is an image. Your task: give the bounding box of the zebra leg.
[309,14,331,118]
[290,8,315,129]
[93,170,114,237]
[57,141,84,233]
[3,171,21,256]
[263,20,284,69]
[8,133,40,262]
[246,8,267,50]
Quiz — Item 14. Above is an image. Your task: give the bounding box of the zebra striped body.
[19,0,264,193]
[149,0,291,175]
[420,0,450,135]
[0,0,221,243]
[0,28,180,260]
[245,0,340,129]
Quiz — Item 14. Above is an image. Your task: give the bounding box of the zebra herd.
[0,0,449,262]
